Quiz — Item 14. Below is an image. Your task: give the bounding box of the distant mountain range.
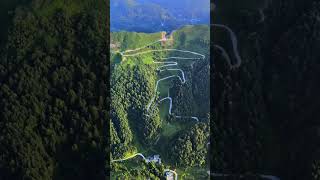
[111,0,210,32]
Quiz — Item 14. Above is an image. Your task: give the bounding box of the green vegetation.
[111,160,166,180]
[177,167,209,180]
[110,59,159,158]
[213,0,320,179]
[161,120,185,138]
[111,31,161,51]
[171,123,209,167]
[110,25,210,179]
[0,0,107,179]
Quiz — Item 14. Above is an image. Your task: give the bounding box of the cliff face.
[212,1,320,179]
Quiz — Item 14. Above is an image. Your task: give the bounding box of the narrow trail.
[121,38,205,122]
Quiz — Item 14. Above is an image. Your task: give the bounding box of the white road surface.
[120,38,205,122]
[111,153,146,163]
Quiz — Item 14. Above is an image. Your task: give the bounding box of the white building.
[165,171,174,180]
[145,154,161,164]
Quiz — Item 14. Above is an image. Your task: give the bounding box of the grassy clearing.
[121,54,155,68]
[161,121,184,138]
[158,80,170,98]
[157,68,182,97]
[159,99,170,120]
[122,57,135,68]
[111,31,162,51]
[142,56,154,64]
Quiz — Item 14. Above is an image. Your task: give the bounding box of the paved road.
[175,115,199,122]
[111,153,147,163]
[120,39,205,122]
[159,97,173,114]
[112,152,178,180]
[146,74,184,110]
[122,40,161,54]
[122,49,205,59]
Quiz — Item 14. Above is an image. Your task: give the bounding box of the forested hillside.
[110,25,210,179]
[0,0,108,179]
[212,0,320,179]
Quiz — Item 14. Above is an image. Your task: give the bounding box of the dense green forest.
[212,0,320,179]
[170,26,210,118]
[0,0,108,179]
[110,25,210,179]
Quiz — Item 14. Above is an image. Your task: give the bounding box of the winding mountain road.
[111,2,281,178]
[121,39,205,122]
[112,31,208,179]
[112,20,268,179]
[211,24,242,68]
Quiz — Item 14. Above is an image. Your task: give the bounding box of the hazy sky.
[111,0,210,32]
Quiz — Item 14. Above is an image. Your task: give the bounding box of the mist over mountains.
[111,0,210,32]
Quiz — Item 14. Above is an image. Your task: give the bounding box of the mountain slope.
[110,25,210,179]
[111,0,209,32]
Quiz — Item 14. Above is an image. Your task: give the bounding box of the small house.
[145,154,161,164]
[165,171,174,180]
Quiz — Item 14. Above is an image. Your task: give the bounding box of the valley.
[111,0,210,32]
